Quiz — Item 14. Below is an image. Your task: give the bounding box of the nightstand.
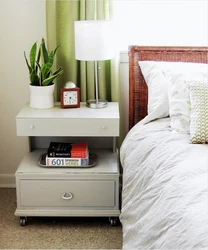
[15,102,120,226]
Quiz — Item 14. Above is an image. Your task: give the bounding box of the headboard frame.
[129,46,208,130]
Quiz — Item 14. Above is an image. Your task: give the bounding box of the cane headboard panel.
[128,46,208,130]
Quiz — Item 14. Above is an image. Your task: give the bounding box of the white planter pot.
[29,84,55,109]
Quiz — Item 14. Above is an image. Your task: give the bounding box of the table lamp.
[74,20,115,108]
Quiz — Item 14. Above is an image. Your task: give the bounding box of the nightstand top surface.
[17,102,119,119]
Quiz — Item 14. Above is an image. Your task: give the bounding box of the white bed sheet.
[120,118,208,249]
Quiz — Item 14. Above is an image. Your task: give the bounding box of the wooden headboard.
[128,46,208,130]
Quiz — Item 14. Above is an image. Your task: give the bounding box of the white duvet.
[120,118,208,249]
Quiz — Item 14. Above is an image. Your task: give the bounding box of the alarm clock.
[61,87,80,108]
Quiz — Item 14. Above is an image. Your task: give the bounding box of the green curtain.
[46,0,120,104]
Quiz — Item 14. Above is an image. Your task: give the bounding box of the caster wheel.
[109,217,117,226]
[19,217,27,226]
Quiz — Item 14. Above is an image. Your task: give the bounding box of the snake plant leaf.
[36,46,41,73]
[45,71,51,79]
[53,44,60,56]
[30,69,39,86]
[24,52,32,73]
[30,42,37,69]
[40,38,48,64]
[41,50,54,80]
[41,63,48,81]
[52,67,64,76]
[42,67,64,86]
[35,61,41,71]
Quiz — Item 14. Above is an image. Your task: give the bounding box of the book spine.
[71,151,87,158]
[48,151,87,158]
[46,157,89,167]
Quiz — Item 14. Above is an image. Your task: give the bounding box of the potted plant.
[24,38,63,109]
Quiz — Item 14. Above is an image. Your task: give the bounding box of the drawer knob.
[29,125,34,129]
[102,125,107,130]
[62,192,73,200]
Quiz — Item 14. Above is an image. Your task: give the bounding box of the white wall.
[113,0,208,51]
[0,0,207,187]
[0,0,46,187]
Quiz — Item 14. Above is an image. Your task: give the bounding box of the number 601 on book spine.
[46,156,89,167]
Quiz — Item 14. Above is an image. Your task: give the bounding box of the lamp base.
[86,99,108,109]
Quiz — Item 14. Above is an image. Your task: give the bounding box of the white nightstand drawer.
[16,118,119,136]
[19,179,115,207]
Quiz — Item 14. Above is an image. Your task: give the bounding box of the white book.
[45,155,89,167]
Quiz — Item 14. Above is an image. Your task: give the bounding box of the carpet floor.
[0,188,122,249]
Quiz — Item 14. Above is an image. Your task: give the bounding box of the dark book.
[47,142,72,157]
[47,142,88,158]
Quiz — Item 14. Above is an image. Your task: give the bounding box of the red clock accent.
[61,87,80,108]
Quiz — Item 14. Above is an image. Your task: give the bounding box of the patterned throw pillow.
[189,81,208,144]
[164,67,208,134]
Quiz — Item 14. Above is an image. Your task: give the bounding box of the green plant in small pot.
[24,38,63,109]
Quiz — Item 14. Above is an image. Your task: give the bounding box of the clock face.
[63,91,78,105]
[61,88,80,108]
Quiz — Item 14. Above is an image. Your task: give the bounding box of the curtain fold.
[46,0,119,103]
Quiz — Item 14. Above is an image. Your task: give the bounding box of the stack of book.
[45,142,89,167]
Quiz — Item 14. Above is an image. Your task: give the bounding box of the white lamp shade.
[74,20,115,61]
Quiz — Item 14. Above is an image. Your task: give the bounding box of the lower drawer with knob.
[18,179,115,208]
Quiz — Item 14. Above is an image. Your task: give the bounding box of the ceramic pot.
[29,84,55,109]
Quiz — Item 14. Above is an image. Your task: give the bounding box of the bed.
[120,46,208,249]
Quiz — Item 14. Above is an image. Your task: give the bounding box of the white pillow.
[138,61,208,132]
[138,61,169,122]
[189,81,208,144]
[164,66,208,133]
[166,73,191,134]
